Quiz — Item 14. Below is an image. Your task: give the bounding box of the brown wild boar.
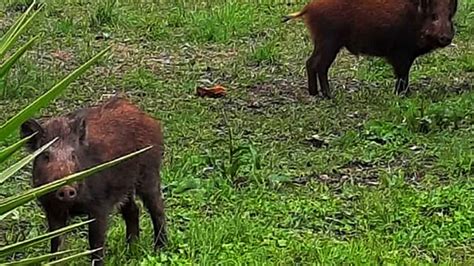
[20,95,166,265]
[283,0,458,98]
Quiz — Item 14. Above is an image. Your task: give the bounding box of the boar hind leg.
[315,41,341,99]
[120,195,140,243]
[306,48,319,96]
[138,171,167,250]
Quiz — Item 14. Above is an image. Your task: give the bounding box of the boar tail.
[282,6,309,23]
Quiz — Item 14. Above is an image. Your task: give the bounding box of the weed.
[204,110,262,187]
[88,0,119,29]
[390,94,473,133]
[247,37,282,66]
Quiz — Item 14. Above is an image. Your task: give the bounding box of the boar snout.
[438,34,453,47]
[56,185,77,201]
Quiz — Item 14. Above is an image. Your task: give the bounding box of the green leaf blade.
[0,137,57,185]
[0,145,151,215]
[0,134,35,165]
[0,1,42,58]
[3,249,77,266]
[45,248,103,266]
[0,46,111,141]
[0,35,40,79]
[0,219,92,257]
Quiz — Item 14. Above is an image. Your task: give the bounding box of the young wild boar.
[20,96,166,265]
[283,0,458,98]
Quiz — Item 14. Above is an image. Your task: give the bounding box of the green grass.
[1,0,474,264]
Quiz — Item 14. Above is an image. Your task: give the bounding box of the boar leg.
[306,48,319,96]
[46,210,67,253]
[138,172,167,250]
[88,213,108,266]
[120,195,140,243]
[316,41,341,99]
[389,55,415,95]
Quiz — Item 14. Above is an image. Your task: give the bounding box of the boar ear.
[20,119,44,151]
[73,116,87,144]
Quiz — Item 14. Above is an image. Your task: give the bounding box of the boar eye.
[431,13,438,20]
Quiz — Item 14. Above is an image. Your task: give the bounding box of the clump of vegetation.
[390,94,474,133]
[247,38,282,66]
[205,112,262,186]
[88,0,119,28]
[1,0,473,265]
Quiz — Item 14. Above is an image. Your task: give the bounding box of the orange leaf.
[196,85,227,98]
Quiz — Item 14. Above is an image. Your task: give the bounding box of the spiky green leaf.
[0,219,92,257]
[44,248,103,265]
[0,35,40,79]
[0,1,43,58]
[0,46,111,141]
[0,137,57,185]
[0,146,152,215]
[3,249,78,266]
[0,133,35,165]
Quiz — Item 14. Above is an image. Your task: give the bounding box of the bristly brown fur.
[20,96,167,266]
[287,0,458,98]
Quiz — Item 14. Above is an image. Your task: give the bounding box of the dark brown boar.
[20,95,166,265]
[283,0,458,98]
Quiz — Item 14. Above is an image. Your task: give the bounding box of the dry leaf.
[196,84,227,98]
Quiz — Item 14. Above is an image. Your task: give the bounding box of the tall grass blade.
[0,138,57,184]
[0,220,92,257]
[0,35,41,79]
[3,249,78,265]
[0,145,151,215]
[0,4,32,52]
[0,133,35,165]
[0,46,111,140]
[45,247,103,265]
[0,1,43,58]
[0,209,15,220]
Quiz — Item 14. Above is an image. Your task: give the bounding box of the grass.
[1,0,473,264]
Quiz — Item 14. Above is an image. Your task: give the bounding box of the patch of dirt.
[291,158,429,187]
[340,160,374,169]
[5,1,42,13]
[430,78,473,95]
[336,160,380,185]
[338,78,367,94]
[291,172,379,187]
[244,78,313,109]
[51,50,74,62]
[142,44,238,82]
[248,79,306,100]
[242,75,377,110]
[304,134,330,148]
[291,160,376,186]
[232,175,250,190]
[110,41,142,76]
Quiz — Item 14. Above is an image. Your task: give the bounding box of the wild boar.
[20,95,166,265]
[284,0,458,98]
